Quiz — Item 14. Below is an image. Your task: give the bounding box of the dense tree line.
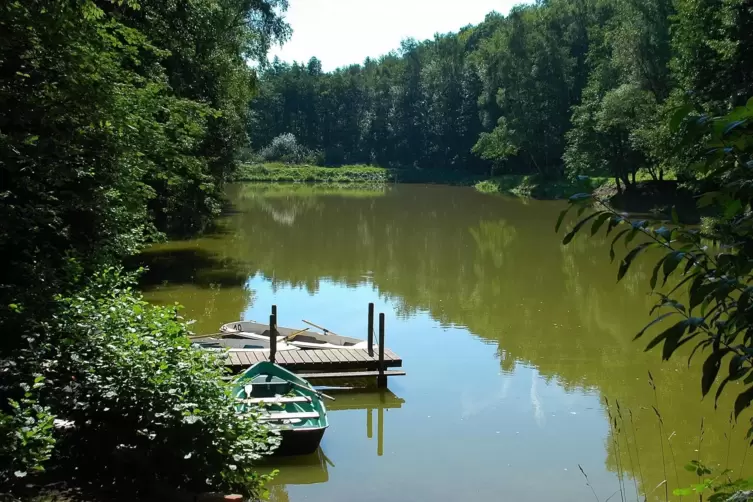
[1,0,288,496]
[249,0,752,188]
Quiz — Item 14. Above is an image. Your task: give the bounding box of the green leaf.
[670,103,694,131]
[645,320,687,355]
[673,488,693,496]
[723,199,743,219]
[662,251,684,285]
[635,312,676,340]
[698,191,720,208]
[650,255,669,290]
[618,243,651,281]
[606,216,623,235]
[728,355,747,381]
[702,349,730,397]
[723,119,748,136]
[563,212,601,245]
[568,193,592,202]
[609,228,631,262]
[654,226,673,242]
[555,208,569,233]
[735,386,753,418]
[590,212,612,236]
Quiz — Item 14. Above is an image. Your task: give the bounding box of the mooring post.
[269,314,277,363]
[378,313,386,387]
[367,407,373,439]
[367,303,375,357]
[271,304,277,318]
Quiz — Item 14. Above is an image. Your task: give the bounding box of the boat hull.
[276,427,327,456]
[232,362,329,457]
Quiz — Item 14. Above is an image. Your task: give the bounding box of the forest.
[1,0,289,498]
[249,0,752,190]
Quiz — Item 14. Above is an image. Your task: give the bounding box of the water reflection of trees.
[150,184,750,493]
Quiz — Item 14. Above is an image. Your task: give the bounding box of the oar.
[285,327,310,341]
[302,320,340,337]
[288,380,335,401]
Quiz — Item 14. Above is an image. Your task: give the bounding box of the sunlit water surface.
[141,183,751,502]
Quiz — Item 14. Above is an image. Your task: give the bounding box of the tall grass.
[579,373,751,502]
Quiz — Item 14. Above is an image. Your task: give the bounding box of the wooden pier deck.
[222,303,405,386]
[225,347,403,373]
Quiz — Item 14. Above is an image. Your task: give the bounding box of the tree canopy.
[249,0,752,187]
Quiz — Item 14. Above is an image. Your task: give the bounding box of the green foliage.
[6,269,280,496]
[0,377,56,484]
[474,175,608,199]
[558,100,753,433]
[234,163,391,184]
[0,0,288,495]
[249,0,752,191]
[673,461,753,501]
[259,133,324,165]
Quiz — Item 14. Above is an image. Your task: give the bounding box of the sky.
[268,0,521,72]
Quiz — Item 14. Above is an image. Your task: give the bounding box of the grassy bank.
[234,162,390,183]
[474,175,610,199]
[232,163,487,185]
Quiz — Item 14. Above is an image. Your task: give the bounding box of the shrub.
[1,269,279,498]
[0,377,56,486]
[259,133,323,165]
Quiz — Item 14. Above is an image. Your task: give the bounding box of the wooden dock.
[225,347,403,372]
[223,303,405,387]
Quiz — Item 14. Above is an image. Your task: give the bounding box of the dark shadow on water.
[128,248,248,291]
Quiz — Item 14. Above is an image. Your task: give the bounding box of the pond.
[141,183,750,502]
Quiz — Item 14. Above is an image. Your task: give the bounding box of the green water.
[141,183,751,502]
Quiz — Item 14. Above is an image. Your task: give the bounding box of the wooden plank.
[348,350,367,363]
[385,348,399,360]
[296,350,313,365]
[276,351,292,365]
[329,350,350,363]
[288,350,305,366]
[227,353,240,366]
[259,411,320,421]
[351,349,372,363]
[237,396,311,405]
[307,350,323,364]
[345,349,365,362]
[339,349,358,363]
[297,370,406,379]
[235,351,251,366]
[319,350,336,363]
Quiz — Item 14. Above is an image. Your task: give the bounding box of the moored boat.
[190,332,300,351]
[220,320,373,351]
[233,362,329,456]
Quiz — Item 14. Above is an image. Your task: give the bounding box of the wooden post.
[271,304,277,319]
[269,314,277,364]
[377,313,386,387]
[367,303,374,357]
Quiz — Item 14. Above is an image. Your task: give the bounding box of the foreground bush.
[1,269,278,498]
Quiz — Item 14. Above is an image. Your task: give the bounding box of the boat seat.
[236,396,311,405]
[258,411,320,421]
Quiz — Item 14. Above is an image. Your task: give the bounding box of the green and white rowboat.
[233,362,329,456]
